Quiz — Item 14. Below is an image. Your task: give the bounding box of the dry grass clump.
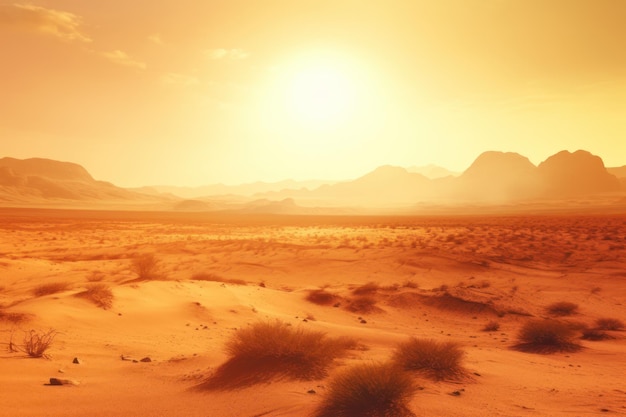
[346,296,381,314]
[76,284,114,309]
[32,281,71,297]
[200,320,354,390]
[595,317,624,331]
[545,301,579,316]
[581,328,613,341]
[482,320,500,332]
[131,253,161,280]
[15,329,57,358]
[0,309,31,324]
[191,272,247,286]
[306,288,341,306]
[314,362,417,417]
[513,319,582,353]
[352,282,380,296]
[392,338,465,381]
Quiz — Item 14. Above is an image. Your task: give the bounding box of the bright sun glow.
[286,65,355,129]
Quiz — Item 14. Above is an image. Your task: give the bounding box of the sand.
[1,208,625,416]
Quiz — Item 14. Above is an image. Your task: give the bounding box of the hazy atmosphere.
[1,0,625,186]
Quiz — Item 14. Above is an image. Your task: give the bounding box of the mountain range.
[1,150,625,212]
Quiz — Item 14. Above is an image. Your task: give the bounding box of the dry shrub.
[0,309,31,324]
[346,296,381,314]
[306,289,341,306]
[18,329,57,358]
[314,362,416,417]
[131,253,161,280]
[595,318,624,331]
[76,284,113,309]
[392,338,465,381]
[352,282,380,296]
[581,328,613,341]
[191,272,246,286]
[546,301,579,316]
[32,282,71,297]
[513,319,582,353]
[200,320,353,390]
[482,320,500,332]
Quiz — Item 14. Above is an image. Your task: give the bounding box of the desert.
[1,208,625,416]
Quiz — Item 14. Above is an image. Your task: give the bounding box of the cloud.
[205,48,249,60]
[161,73,199,86]
[0,3,91,42]
[101,50,147,70]
[147,33,164,45]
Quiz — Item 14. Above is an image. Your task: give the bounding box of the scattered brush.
[191,272,247,286]
[199,320,354,390]
[545,301,579,317]
[131,253,161,280]
[351,282,380,296]
[16,329,58,358]
[345,296,382,314]
[306,289,341,306]
[0,309,31,324]
[482,320,500,332]
[314,362,417,417]
[594,318,624,331]
[513,319,582,353]
[76,283,114,309]
[392,338,466,381]
[581,328,613,341]
[32,282,71,297]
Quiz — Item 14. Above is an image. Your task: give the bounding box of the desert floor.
[1,208,625,416]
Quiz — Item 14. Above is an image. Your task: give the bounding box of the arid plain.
[1,208,625,416]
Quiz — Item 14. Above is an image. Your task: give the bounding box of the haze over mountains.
[1,150,625,213]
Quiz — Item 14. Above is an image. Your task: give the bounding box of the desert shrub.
[545,301,579,316]
[200,320,353,389]
[581,328,613,341]
[0,309,31,324]
[482,320,500,332]
[18,329,57,358]
[314,362,416,417]
[402,280,419,289]
[32,282,71,297]
[352,282,380,296]
[191,272,246,286]
[392,338,465,381]
[346,296,381,314]
[76,284,113,309]
[595,318,624,331]
[513,319,581,353]
[306,289,341,306]
[131,253,160,280]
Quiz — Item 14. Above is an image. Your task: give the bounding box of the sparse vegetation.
[191,272,247,286]
[513,319,582,353]
[482,320,500,332]
[306,288,341,306]
[546,301,579,316]
[595,317,624,331]
[314,362,417,417]
[581,328,613,341]
[0,309,31,324]
[352,281,380,295]
[131,253,161,280]
[392,338,465,380]
[32,281,71,297]
[346,296,380,314]
[76,283,114,309]
[17,329,57,358]
[200,320,354,389]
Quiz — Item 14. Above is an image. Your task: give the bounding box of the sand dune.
[1,208,625,416]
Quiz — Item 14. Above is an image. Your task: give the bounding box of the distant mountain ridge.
[0,150,623,211]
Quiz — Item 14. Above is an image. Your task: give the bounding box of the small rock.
[449,390,462,396]
[140,357,152,363]
[307,389,316,394]
[72,357,82,364]
[48,378,79,386]
[360,319,367,324]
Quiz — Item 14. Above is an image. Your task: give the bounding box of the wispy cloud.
[147,33,164,45]
[101,50,146,70]
[0,3,91,42]
[205,48,249,60]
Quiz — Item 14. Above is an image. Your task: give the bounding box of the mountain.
[406,164,460,179]
[0,157,166,205]
[537,150,622,197]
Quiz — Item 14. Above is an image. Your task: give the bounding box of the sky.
[1,0,625,187]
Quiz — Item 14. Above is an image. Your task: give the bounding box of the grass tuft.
[594,317,624,331]
[76,283,114,309]
[513,319,582,353]
[314,362,417,417]
[32,282,71,297]
[17,329,57,358]
[306,289,341,306]
[545,301,579,316]
[392,338,465,381]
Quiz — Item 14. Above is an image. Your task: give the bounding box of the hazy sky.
[1,0,624,186]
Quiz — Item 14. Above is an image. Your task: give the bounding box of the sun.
[285,64,356,129]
